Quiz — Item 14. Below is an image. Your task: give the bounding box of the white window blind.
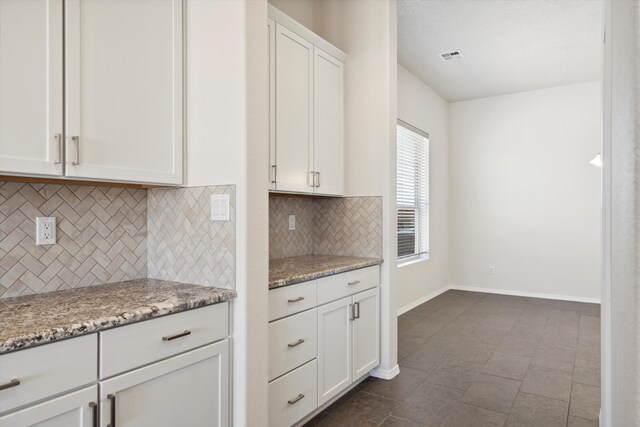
[397,120,429,260]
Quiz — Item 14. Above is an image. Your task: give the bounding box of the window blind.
[397,120,429,260]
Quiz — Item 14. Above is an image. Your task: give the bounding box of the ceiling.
[398,0,602,102]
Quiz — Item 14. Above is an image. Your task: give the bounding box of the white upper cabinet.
[269,6,345,196]
[65,0,183,185]
[0,0,64,177]
[274,23,314,193]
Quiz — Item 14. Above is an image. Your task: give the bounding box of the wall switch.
[210,194,230,221]
[488,266,496,276]
[288,215,296,231]
[36,217,56,245]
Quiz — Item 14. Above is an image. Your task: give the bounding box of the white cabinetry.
[268,265,381,426]
[0,0,63,177]
[0,0,183,185]
[268,6,345,196]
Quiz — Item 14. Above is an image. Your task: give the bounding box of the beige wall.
[396,65,451,312]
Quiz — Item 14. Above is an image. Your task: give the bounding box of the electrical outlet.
[488,266,496,276]
[210,194,230,221]
[36,217,56,245]
[288,215,296,231]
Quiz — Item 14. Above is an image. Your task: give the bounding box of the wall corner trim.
[369,364,400,380]
[448,284,601,304]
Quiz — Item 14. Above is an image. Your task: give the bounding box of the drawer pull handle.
[348,280,361,286]
[288,393,305,405]
[287,296,305,303]
[0,379,20,391]
[107,394,116,427]
[89,402,98,427]
[162,330,192,341]
[288,338,305,348]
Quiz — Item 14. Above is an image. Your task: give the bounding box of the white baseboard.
[448,284,601,304]
[397,286,450,316]
[369,364,400,380]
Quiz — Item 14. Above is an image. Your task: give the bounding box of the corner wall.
[396,65,450,313]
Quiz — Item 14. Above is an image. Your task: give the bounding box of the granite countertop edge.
[0,281,237,355]
[269,257,384,290]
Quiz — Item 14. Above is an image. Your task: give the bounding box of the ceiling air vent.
[440,50,464,61]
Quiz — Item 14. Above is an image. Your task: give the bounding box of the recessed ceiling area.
[398,0,602,102]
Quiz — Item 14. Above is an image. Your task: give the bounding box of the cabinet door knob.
[288,393,305,405]
[287,296,304,303]
[107,394,116,427]
[162,330,192,341]
[287,338,305,348]
[0,379,20,391]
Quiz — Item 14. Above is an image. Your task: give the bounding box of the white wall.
[397,65,450,313]
[449,82,601,301]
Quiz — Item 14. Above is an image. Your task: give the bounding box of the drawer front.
[100,303,229,378]
[269,280,317,322]
[268,360,318,427]
[0,334,98,414]
[268,309,317,381]
[317,266,380,305]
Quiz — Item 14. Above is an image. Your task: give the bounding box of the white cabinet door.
[352,288,380,380]
[317,296,352,406]
[0,0,63,177]
[274,23,313,193]
[0,386,97,427]
[313,47,343,196]
[65,0,183,185]
[100,340,229,427]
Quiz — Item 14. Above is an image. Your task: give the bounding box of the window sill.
[398,253,429,268]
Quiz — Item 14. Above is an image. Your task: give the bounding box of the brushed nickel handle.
[316,171,320,188]
[162,330,191,341]
[71,136,80,165]
[287,296,304,303]
[271,165,277,184]
[354,302,360,319]
[288,393,305,405]
[348,280,361,286]
[0,379,20,391]
[288,338,305,348]
[309,171,316,187]
[107,394,116,427]
[350,303,355,321]
[53,133,62,164]
[89,402,98,427]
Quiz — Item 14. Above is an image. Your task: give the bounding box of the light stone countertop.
[0,279,236,354]
[269,254,383,289]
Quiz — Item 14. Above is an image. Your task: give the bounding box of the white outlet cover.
[36,217,56,245]
[210,194,230,221]
[288,215,296,231]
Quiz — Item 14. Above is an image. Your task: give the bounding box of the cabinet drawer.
[100,303,228,378]
[268,360,318,427]
[0,334,98,414]
[269,309,317,381]
[317,266,380,305]
[269,280,317,321]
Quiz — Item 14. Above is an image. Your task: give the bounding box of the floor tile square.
[482,352,531,380]
[361,366,429,401]
[379,415,424,427]
[392,382,463,426]
[505,392,568,427]
[569,383,600,421]
[441,403,507,427]
[316,391,398,427]
[426,359,483,391]
[520,366,572,401]
[461,374,520,413]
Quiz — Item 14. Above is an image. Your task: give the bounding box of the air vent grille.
[440,50,464,61]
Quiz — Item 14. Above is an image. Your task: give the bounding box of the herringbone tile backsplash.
[269,195,383,260]
[148,186,235,289]
[0,182,147,298]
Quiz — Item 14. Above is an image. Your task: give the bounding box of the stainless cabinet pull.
[162,330,191,341]
[107,394,116,427]
[71,136,80,165]
[348,280,361,286]
[309,171,316,187]
[287,296,304,303]
[89,402,98,427]
[53,133,62,164]
[316,171,320,188]
[0,379,20,391]
[288,393,305,405]
[288,338,305,348]
[271,165,277,184]
[349,303,355,321]
[354,302,360,319]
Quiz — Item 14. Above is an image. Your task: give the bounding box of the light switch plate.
[288,215,296,231]
[36,217,56,245]
[210,194,230,221]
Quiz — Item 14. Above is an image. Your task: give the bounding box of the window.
[397,120,429,261]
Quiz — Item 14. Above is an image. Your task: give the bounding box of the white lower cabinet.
[100,340,229,427]
[0,386,97,427]
[268,266,381,426]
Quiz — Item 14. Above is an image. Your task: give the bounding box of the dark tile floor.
[306,290,600,427]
